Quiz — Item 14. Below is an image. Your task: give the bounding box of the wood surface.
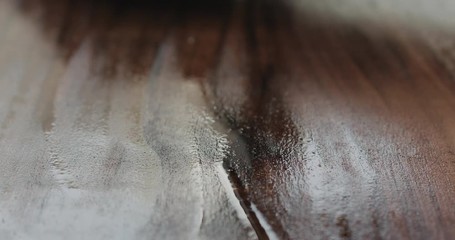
[0,0,455,239]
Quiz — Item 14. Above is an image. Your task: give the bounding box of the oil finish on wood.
[0,0,455,239]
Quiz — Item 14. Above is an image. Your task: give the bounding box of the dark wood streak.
[226,165,270,240]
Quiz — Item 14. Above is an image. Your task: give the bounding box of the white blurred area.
[293,0,455,30]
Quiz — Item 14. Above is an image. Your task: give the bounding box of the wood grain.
[0,0,455,239]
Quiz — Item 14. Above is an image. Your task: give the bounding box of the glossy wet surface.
[0,0,455,239]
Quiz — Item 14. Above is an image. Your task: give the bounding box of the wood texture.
[0,0,455,239]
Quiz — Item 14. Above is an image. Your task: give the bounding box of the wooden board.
[0,0,454,239]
